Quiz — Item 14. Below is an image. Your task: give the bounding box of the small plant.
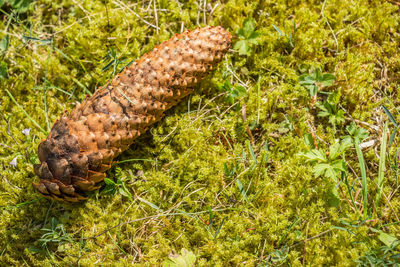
[356,239,400,266]
[299,68,336,98]
[199,208,226,240]
[342,122,369,143]
[234,18,261,56]
[217,80,247,105]
[103,167,132,200]
[300,139,351,182]
[300,139,353,207]
[38,217,73,251]
[102,48,127,78]
[316,91,345,129]
[272,20,298,49]
[260,246,290,266]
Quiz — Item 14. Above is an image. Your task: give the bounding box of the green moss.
[1,0,400,265]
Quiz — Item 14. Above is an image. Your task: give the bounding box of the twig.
[153,0,159,44]
[203,0,207,24]
[291,229,332,248]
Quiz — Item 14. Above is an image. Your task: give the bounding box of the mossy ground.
[1,0,400,265]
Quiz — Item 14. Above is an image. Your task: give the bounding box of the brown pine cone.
[33,26,232,202]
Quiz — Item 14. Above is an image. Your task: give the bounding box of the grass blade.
[137,197,162,211]
[376,122,388,208]
[382,105,398,127]
[389,127,397,148]
[248,142,258,165]
[236,179,249,203]
[72,77,92,95]
[5,89,47,134]
[355,138,368,218]
[214,217,226,240]
[342,172,359,215]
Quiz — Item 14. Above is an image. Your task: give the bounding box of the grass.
[1,0,400,266]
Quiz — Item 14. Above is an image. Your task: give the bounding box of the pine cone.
[33,26,232,202]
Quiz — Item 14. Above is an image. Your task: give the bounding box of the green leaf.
[247,31,260,44]
[300,149,326,162]
[0,61,7,80]
[382,105,398,127]
[303,133,316,149]
[234,85,247,96]
[320,73,336,86]
[217,80,231,91]
[324,165,338,181]
[241,18,256,38]
[313,163,330,178]
[118,180,132,200]
[248,142,258,165]
[162,249,196,267]
[104,178,116,185]
[9,0,33,13]
[331,159,347,173]
[307,85,318,97]
[234,40,251,55]
[298,74,315,85]
[0,35,9,52]
[345,122,369,141]
[389,127,397,147]
[272,24,283,38]
[339,138,353,153]
[378,231,398,247]
[329,141,341,160]
[376,122,388,207]
[315,68,323,81]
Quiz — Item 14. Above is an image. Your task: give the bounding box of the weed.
[343,122,369,143]
[200,207,227,240]
[356,241,400,266]
[272,20,298,50]
[299,68,336,98]
[103,167,132,200]
[260,246,289,266]
[102,48,127,78]
[299,139,351,182]
[217,79,247,105]
[234,18,261,56]
[38,217,73,252]
[316,91,345,129]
